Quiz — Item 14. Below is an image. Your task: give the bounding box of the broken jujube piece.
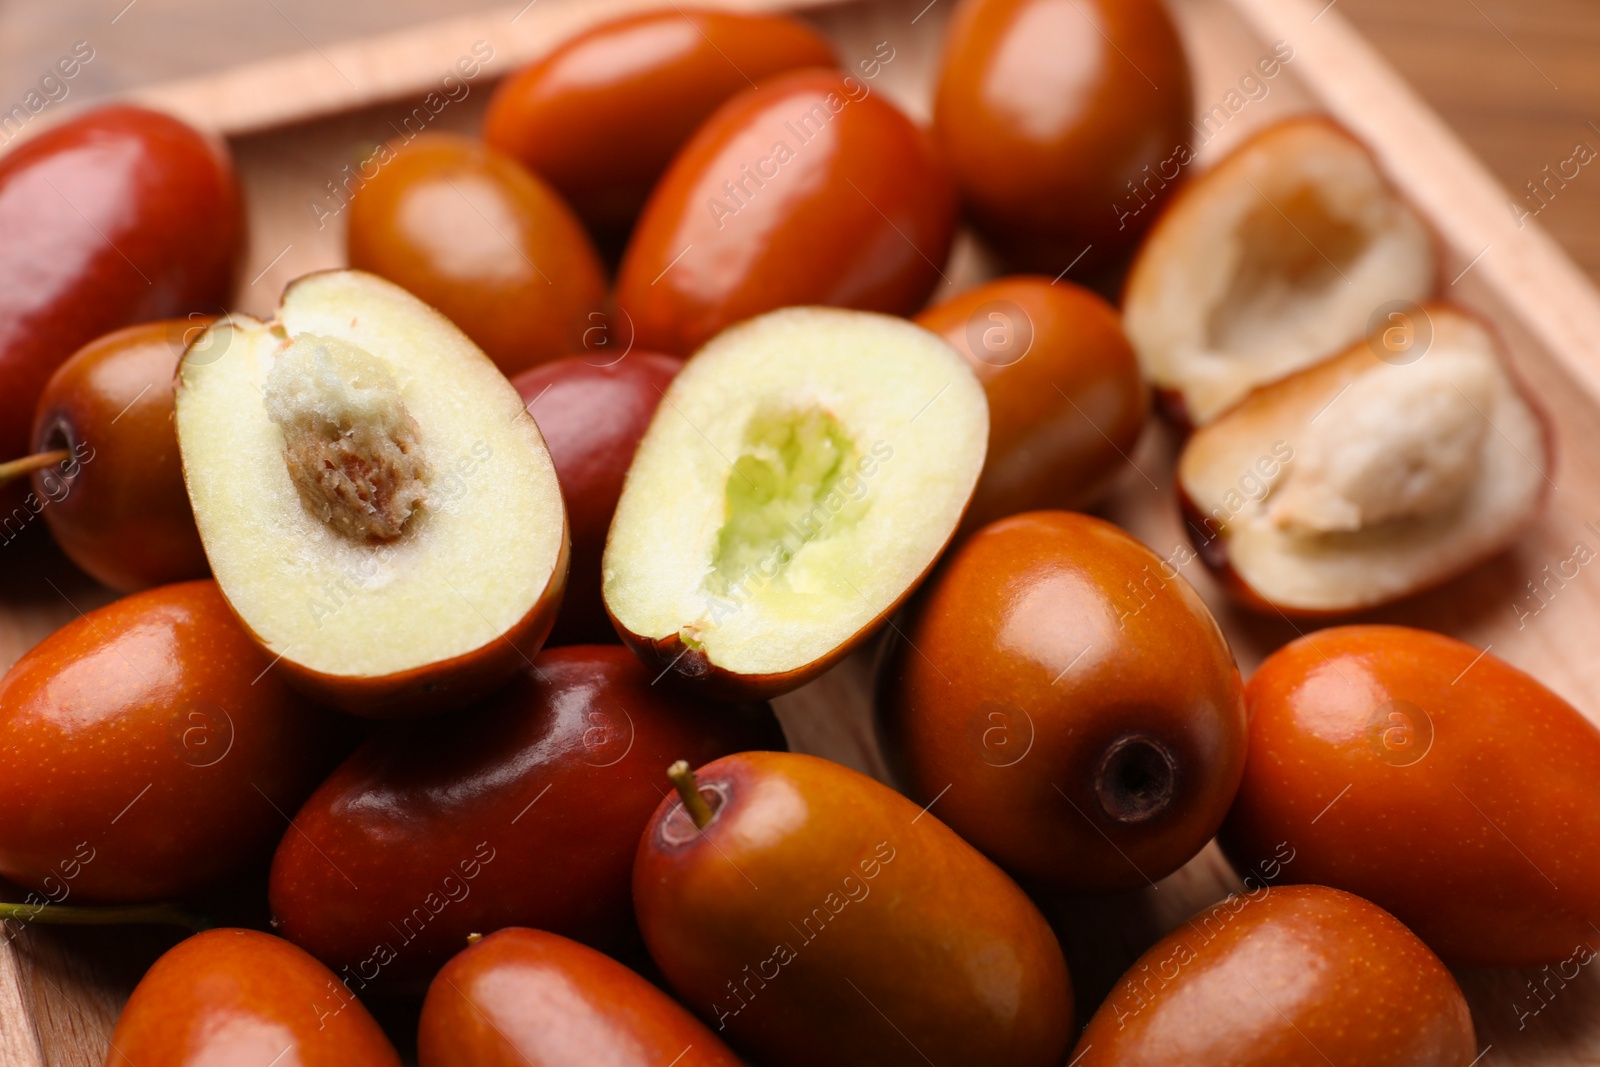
[1176,303,1549,615]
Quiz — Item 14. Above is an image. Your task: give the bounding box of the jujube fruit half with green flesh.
[28,320,210,592]
[483,8,835,237]
[932,0,1195,273]
[634,751,1074,1067]
[1124,116,1436,426]
[346,133,607,378]
[1221,625,1600,966]
[0,580,349,902]
[174,270,569,717]
[418,927,743,1067]
[602,307,987,699]
[615,68,958,356]
[1071,884,1476,1066]
[1177,304,1548,615]
[513,353,681,644]
[268,644,783,991]
[878,511,1246,892]
[107,928,401,1067]
[914,277,1147,530]
[0,104,242,516]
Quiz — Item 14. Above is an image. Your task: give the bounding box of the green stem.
[667,760,714,830]
[0,901,209,932]
[0,450,70,488]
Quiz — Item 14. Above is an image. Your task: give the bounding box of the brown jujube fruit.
[634,751,1074,1067]
[914,277,1146,530]
[878,511,1245,891]
[1221,625,1600,965]
[484,8,835,236]
[418,927,743,1067]
[107,928,401,1067]
[268,645,783,990]
[932,0,1194,272]
[1072,884,1476,1066]
[513,353,681,644]
[0,581,348,902]
[30,320,210,591]
[346,133,606,377]
[615,68,957,356]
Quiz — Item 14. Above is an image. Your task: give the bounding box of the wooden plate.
[5,0,1600,1061]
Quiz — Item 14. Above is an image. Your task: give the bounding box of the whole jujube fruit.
[513,353,680,644]
[1221,624,1600,965]
[615,68,957,355]
[269,645,783,990]
[484,8,835,237]
[30,320,210,591]
[107,928,401,1067]
[418,928,742,1067]
[878,511,1245,891]
[914,277,1146,529]
[635,751,1074,1067]
[1072,884,1476,1066]
[0,580,348,902]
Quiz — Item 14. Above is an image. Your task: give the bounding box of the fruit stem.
[0,450,70,487]
[0,901,209,932]
[668,760,714,830]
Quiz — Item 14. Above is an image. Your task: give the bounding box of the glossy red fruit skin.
[634,750,1074,1067]
[484,9,835,236]
[1220,625,1600,966]
[615,68,958,356]
[418,927,742,1067]
[107,928,401,1067]
[268,645,783,992]
[31,321,209,592]
[932,0,1194,272]
[345,133,607,378]
[1072,885,1476,1066]
[914,277,1147,530]
[878,511,1245,891]
[513,354,681,644]
[0,106,242,513]
[0,581,346,903]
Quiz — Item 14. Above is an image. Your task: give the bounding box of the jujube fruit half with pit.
[602,307,987,698]
[615,68,957,356]
[0,104,242,513]
[1072,884,1476,1066]
[1221,624,1600,966]
[484,8,835,237]
[346,133,607,378]
[878,511,1246,891]
[634,751,1074,1067]
[174,269,569,717]
[418,928,743,1067]
[268,644,783,991]
[914,277,1146,529]
[1177,304,1549,615]
[932,0,1194,272]
[30,320,210,592]
[107,928,401,1067]
[0,580,348,902]
[1124,116,1436,426]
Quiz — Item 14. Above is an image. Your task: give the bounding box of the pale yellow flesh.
[175,270,565,680]
[1125,120,1436,425]
[1178,309,1546,612]
[603,307,988,678]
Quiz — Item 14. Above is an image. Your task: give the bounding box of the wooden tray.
[6,0,1600,1061]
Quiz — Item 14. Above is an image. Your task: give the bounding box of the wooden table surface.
[2,0,1598,283]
